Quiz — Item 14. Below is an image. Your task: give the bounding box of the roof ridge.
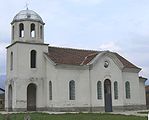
[81,53,98,65]
[48,46,100,52]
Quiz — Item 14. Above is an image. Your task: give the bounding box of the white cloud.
[99,42,121,52]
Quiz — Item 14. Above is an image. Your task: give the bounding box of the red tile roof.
[46,46,140,69]
[46,47,99,65]
[113,53,140,69]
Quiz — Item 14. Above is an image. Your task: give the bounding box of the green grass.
[0,113,147,120]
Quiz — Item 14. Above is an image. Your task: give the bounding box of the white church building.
[5,9,146,112]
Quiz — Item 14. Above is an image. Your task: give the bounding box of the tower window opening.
[49,81,52,100]
[30,50,36,68]
[31,23,35,38]
[19,23,24,37]
[12,26,14,40]
[40,26,43,39]
[10,52,13,70]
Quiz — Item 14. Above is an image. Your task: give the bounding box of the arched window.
[12,26,14,40]
[49,81,52,100]
[114,81,118,99]
[8,84,13,110]
[10,52,13,70]
[30,50,36,68]
[30,23,35,38]
[19,23,24,37]
[69,80,75,100]
[125,81,130,99]
[40,26,43,39]
[97,81,102,99]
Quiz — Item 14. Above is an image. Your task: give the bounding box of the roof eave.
[122,67,142,73]
[55,63,89,70]
[6,41,49,49]
[139,76,148,81]
[11,19,45,25]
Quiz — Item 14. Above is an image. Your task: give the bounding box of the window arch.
[49,81,52,100]
[97,81,102,99]
[114,81,118,99]
[19,23,24,37]
[125,81,130,99]
[12,26,14,40]
[30,23,35,38]
[10,52,13,70]
[69,80,75,100]
[30,50,36,68]
[40,26,43,39]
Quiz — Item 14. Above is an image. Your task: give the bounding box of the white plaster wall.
[139,80,146,105]
[122,72,141,105]
[7,44,19,79]
[16,43,48,79]
[6,42,48,110]
[5,79,17,110]
[14,77,45,109]
[45,58,57,107]
[16,43,48,109]
[4,84,8,109]
[90,55,124,107]
[46,63,91,108]
[5,44,18,109]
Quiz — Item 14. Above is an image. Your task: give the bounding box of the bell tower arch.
[11,9,45,43]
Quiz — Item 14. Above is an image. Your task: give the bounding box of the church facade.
[5,9,146,112]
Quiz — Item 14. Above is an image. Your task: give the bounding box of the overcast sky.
[0,0,149,84]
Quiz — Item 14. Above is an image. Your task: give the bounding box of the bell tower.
[6,8,48,112]
[11,8,45,43]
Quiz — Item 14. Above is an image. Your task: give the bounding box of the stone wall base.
[5,105,147,112]
[113,105,147,112]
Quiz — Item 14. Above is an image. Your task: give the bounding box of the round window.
[104,61,109,68]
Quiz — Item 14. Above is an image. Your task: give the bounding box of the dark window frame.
[69,80,75,100]
[30,50,36,68]
[97,81,102,99]
[49,81,52,100]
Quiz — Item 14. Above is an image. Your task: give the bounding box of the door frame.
[27,83,37,111]
[104,79,112,112]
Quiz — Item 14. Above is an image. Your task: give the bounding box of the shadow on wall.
[0,75,6,91]
[146,86,149,109]
[0,92,5,110]
[145,79,149,86]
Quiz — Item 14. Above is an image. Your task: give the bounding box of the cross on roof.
[26,2,29,10]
